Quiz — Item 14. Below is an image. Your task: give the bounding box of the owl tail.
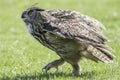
[95,46,115,63]
[82,45,115,63]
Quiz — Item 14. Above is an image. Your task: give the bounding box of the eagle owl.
[21,7,115,75]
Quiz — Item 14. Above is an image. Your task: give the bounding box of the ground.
[0,0,120,80]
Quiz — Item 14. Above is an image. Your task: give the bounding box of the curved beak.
[21,11,27,19]
[21,11,29,23]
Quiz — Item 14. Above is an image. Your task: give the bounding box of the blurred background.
[0,0,119,80]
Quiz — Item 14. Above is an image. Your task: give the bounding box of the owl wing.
[40,9,115,63]
[47,9,106,31]
[42,9,107,45]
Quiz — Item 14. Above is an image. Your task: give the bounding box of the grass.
[0,0,120,80]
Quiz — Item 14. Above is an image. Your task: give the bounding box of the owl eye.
[28,10,34,16]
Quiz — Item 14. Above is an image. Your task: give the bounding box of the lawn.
[0,0,120,80]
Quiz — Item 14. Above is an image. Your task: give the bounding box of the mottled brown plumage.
[21,7,115,75]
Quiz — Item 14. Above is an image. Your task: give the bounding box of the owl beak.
[21,11,29,23]
[21,11,27,19]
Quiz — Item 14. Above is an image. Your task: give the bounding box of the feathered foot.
[42,58,65,72]
[72,64,82,75]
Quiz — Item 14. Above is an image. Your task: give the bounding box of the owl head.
[21,7,44,25]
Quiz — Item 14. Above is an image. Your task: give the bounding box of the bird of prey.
[21,6,115,75]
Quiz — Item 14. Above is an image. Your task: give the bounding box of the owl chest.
[44,33,81,54]
[29,26,81,55]
[26,23,81,55]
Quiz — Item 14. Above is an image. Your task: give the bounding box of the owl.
[21,7,115,75]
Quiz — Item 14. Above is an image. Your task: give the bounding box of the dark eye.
[28,10,34,16]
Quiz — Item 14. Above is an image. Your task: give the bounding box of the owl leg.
[71,64,81,75]
[42,58,65,72]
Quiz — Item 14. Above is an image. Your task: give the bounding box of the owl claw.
[42,64,59,73]
[42,65,51,72]
[42,59,64,73]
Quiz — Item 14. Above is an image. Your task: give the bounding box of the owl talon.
[42,59,65,73]
[42,65,51,72]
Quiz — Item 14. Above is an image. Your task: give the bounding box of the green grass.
[0,0,120,80]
